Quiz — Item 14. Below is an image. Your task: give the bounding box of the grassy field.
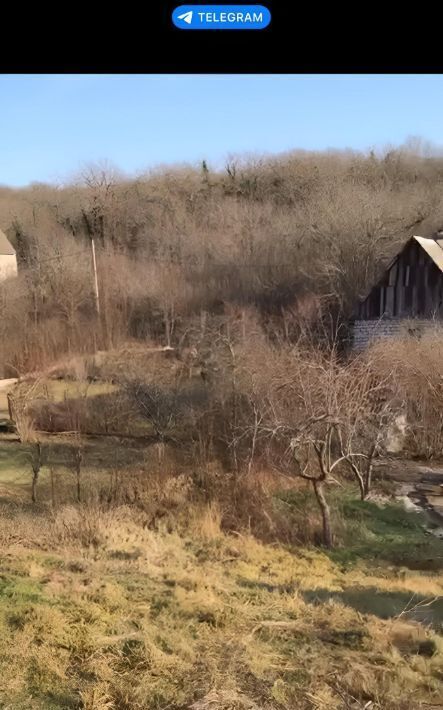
[0,371,183,507]
[2,378,116,408]
[0,371,442,709]
[0,488,442,709]
[0,435,145,479]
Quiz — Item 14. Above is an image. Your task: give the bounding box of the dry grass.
[189,501,224,541]
[368,330,443,458]
[0,350,442,707]
[0,501,441,710]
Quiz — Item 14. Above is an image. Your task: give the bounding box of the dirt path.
[408,465,443,521]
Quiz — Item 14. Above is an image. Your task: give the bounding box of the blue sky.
[1,74,443,187]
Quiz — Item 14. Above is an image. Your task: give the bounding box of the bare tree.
[30,441,45,504]
[124,380,180,447]
[289,416,339,548]
[227,340,398,546]
[321,353,399,500]
[72,439,83,503]
[8,379,48,503]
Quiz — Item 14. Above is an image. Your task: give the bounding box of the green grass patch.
[0,442,35,485]
[45,379,117,402]
[336,498,443,568]
[277,486,443,569]
[0,575,45,604]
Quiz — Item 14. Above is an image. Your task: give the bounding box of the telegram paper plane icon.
[177,10,193,24]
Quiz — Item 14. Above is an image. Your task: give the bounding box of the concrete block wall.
[352,319,431,350]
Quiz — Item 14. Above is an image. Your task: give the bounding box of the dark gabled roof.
[0,230,15,256]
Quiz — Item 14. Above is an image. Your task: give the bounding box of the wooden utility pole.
[91,239,100,316]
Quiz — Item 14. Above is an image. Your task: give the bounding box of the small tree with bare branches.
[228,341,398,546]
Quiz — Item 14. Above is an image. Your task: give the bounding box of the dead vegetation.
[2,144,443,375]
[0,496,441,710]
[3,322,443,544]
[1,145,443,707]
[368,327,443,459]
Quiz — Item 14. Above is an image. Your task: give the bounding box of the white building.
[0,229,17,281]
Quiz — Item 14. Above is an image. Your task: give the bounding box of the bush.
[369,330,443,458]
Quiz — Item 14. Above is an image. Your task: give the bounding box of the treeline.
[2,142,443,374]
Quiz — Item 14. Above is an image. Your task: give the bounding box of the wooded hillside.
[2,143,443,373]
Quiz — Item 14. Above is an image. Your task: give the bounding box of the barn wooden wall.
[358,240,443,320]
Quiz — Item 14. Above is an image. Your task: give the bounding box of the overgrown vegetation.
[1,142,443,707]
[3,142,443,374]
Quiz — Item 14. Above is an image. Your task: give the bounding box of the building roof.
[381,235,443,276]
[0,230,15,256]
[359,234,443,305]
[413,235,443,272]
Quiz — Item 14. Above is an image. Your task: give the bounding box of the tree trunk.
[363,442,377,499]
[364,462,373,498]
[31,469,39,503]
[74,447,83,503]
[50,467,56,508]
[313,479,333,548]
[31,442,42,504]
[76,470,81,503]
[248,418,258,475]
[356,471,366,500]
[347,459,366,500]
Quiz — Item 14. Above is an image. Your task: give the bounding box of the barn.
[0,229,17,282]
[352,233,443,349]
